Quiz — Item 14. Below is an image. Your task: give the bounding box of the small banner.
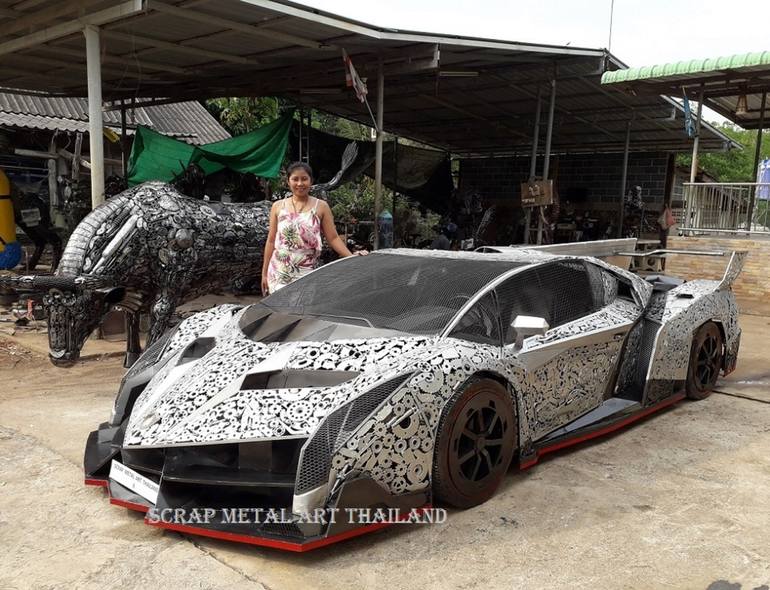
[683,92,696,138]
[342,49,368,103]
[520,180,554,207]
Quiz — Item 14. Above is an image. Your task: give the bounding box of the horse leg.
[123,312,142,368]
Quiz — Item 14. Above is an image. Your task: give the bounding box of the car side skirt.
[520,391,686,469]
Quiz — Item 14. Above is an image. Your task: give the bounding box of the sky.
[293,0,769,67]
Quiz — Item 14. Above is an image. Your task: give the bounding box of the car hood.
[124,306,440,448]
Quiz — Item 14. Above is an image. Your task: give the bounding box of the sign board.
[520,180,554,207]
[110,459,159,504]
[20,208,41,227]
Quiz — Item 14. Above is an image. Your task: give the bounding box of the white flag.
[342,49,368,103]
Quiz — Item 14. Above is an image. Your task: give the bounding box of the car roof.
[376,247,556,265]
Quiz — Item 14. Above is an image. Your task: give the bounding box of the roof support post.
[618,119,631,238]
[373,56,384,250]
[689,84,704,183]
[84,24,104,209]
[524,85,543,245]
[120,99,128,179]
[746,90,767,231]
[393,137,399,242]
[539,73,557,245]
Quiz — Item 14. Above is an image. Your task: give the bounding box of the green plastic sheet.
[126,112,293,186]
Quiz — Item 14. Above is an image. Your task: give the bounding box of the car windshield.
[261,252,523,334]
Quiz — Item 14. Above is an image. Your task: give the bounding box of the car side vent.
[178,337,216,364]
[295,373,413,494]
[241,369,360,390]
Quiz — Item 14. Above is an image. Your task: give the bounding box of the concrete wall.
[459,151,671,212]
[666,235,770,315]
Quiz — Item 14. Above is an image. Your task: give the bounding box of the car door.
[497,260,636,440]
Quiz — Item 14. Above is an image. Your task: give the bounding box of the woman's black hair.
[286,161,313,179]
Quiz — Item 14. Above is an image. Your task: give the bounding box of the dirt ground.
[0,311,769,590]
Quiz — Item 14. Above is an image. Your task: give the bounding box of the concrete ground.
[0,311,769,590]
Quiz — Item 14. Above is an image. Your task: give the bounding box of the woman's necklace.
[291,196,309,214]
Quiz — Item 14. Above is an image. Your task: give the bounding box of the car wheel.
[686,322,723,400]
[432,378,517,509]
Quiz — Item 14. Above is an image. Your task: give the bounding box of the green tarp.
[126,112,293,186]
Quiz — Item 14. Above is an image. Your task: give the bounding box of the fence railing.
[675,182,770,235]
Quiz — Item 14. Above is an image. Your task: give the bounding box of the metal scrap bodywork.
[84,247,745,551]
[2,182,270,366]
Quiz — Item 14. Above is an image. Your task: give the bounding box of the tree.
[677,123,770,182]
[203,97,286,136]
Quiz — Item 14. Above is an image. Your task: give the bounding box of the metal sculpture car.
[84,246,745,551]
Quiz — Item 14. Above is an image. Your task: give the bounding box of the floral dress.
[266,197,322,293]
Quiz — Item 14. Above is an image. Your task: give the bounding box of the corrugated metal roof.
[0,92,230,144]
[600,51,770,130]
[601,51,770,85]
[0,0,736,152]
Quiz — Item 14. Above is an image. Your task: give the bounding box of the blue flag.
[683,92,696,138]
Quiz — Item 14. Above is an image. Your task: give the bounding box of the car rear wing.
[478,238,638,268]
[614,248,748,290]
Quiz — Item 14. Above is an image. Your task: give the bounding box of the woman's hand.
[353,250,369,256]
[261,275,269,297]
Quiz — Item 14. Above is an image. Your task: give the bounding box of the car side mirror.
[511,315,549,348]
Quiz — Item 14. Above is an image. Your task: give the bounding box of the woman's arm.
[261,201,279,295]
[318,200,355,257]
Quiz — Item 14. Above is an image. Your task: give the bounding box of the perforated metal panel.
[295,374,411,494]
[534,261,598,327]
[124,329,174,378]
[263,253,523,334]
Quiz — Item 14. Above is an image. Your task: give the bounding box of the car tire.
[686,322,723,400]
[432,377,517,509]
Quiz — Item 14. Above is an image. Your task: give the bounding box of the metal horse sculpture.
[2,182,270,366]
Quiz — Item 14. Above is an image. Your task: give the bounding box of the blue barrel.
[378,210,393,250]
[0,169,21,270]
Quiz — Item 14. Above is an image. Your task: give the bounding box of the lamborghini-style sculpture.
[84,247,745,551]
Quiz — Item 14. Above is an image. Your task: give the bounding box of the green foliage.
[204,98,442,244]
[204,97,288,136]
[677,123,770,182]
[326,177,440,246]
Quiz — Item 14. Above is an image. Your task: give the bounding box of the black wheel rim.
[449,395,509,494]
[695,332,720,390]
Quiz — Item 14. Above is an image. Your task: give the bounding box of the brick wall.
[666,235,770,316]
[459,152,670,212]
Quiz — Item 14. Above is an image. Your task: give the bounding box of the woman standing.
[261,162,363,295]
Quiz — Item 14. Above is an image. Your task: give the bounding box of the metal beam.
[689,85,704,183]
[539,72,557,245]
[489,73,621,142]
[84,24,105,209]
[525,85,542,244]
[618,119,631,237]
[5,0,106,36]
[745,90,766,231]
[0,0,145,57]
[10,52,149,79]
[149,1,328,50]
[35,44,188,74]
[418,94,531,141]
[374,57,384,250]
[102,29,259,66]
